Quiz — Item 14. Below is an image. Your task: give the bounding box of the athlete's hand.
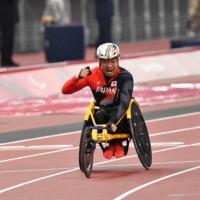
[76,66,92,79]
[106,122,117,132]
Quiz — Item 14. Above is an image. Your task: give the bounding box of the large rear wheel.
[129,101,152,169]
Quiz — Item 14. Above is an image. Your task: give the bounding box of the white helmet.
[96,43,120,59]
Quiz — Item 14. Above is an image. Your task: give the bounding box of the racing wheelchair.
[79,97,152,178]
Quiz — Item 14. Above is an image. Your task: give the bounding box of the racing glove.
[106,122,117,133]
[77,66,92,79]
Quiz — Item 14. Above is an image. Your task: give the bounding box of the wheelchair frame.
[79,98,152,178]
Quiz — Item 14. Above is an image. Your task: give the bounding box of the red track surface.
[0,111,200,199]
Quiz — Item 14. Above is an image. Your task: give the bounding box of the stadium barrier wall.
[0,48,200,100]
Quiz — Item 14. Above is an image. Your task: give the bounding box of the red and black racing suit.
[62,66,134,143]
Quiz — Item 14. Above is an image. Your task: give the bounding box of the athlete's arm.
[62,67,92,94]
[109,72,133,124]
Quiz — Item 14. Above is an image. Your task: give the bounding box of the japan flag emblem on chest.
[111,81,117,87]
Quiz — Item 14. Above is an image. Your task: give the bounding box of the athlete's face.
[99,58,118,76]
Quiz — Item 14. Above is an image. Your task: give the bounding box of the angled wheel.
[129,101,152,169]
[80,126,95,178]
[79,119,93,172]
[79,121,87,172]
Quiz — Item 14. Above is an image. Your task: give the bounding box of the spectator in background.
[0,0,19,67]
[95,0,114,49]
[41,0,71,32]
[187,0,200,37]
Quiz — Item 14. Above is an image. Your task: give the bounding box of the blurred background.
[0,0,200,116]
[6,0,200,53]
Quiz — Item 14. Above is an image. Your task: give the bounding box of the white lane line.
[0,137,198,164]
[114,166,200,200]
[91,144,196,167]
[150,126,200,137]
[0,112,200,147]
[93,160,200,169]
[0,143,199,194]
[0,112,199,193]
[0,167,79,194]
[0,131,80,146]
[1,160,200,174]
[146,111,200,122]
[149,142,184,146]
[0,147,78,163]
[0,125,199,150]
[0,142,185,151]
[0,145,73,150]
[0,168,74,173]
[169,193,200,196]
[191,143,200,146]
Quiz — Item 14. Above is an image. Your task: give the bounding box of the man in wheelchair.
[62,43,133,159]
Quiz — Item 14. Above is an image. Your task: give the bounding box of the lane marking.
[0,112,199,193]
[93,160,200,169]
[148,142,184,146]
[0,147,78,163]
[114,166,200,200]
[129,142,185,147]
[0,145,73,150]
[0,143,199,193]
[147,111,200,122]
[0,168,74,173]
[150,126,200,137]
[1,160,200,174]
[0,142,185,151]
[0,168,80,194]
[169,194,200,196]
[191,143,200,146]
[0,139,199,164]
[0,131,80,146]
[1,112,200,147]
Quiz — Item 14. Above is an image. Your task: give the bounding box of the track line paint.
[0,168,80,194]
[0,145,73,150]
[1,160,200,174]
[150,126,200,137]
[0,143,199,194]
[114,166,200,200]
[0,112,199,193]
[93,160,200,169]
[0,112,200,147]
[146,111,200,122]
[0,131,80,146]
[169,194,200,196]
[0,168,74,174]
[0,147,78,163]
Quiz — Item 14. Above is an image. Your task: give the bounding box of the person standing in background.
[187,0,200,37]
[41,0,71,32]
[0,0,19,67]
[95,0,114,49]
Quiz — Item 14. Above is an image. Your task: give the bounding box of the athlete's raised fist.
[76,66,92,79]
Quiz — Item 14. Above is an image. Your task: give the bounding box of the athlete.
[62,43,134,159]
